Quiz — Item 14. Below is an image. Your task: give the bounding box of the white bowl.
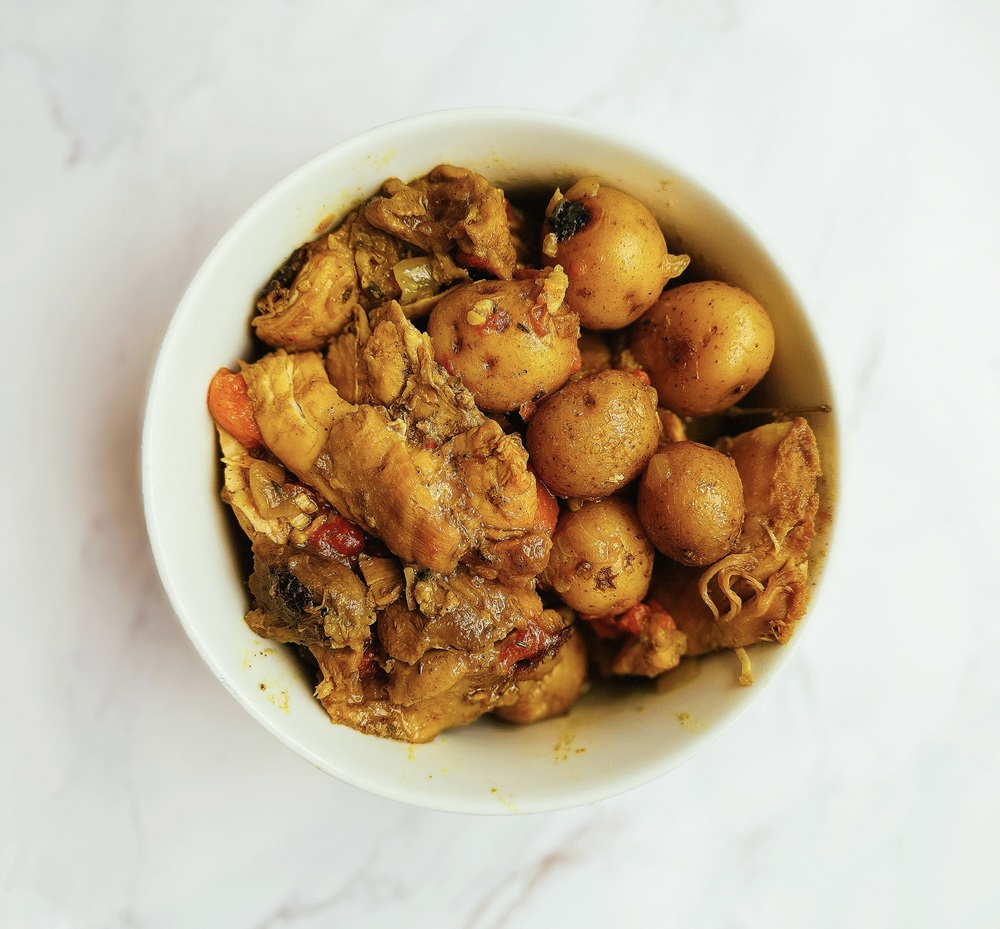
[142,108,838,814]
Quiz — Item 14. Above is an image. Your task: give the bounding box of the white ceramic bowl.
[142,108,838,814]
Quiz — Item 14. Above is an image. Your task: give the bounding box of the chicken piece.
[245,538,374,651]
[364,165,517,281]
[579,600,687,679]
[216,426,342,555]
[253,226,361,351]
[611,609,687,677]
[651,417,822,656]
[244,350,464,573]
[340,209,413,306]
[328,301,482,441]
[217,429,294,546]
[346,302,547,578]
[309,643,504,743]
[241,308,548,579]
[309,606,569,742]
[377,567,545,662]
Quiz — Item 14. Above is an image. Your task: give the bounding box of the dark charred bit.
[257,244,309,308]
[273,569,313,615]
[549,199,592,242]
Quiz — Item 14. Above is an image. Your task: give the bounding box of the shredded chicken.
[364,165,518,281]
[253,228,361,351]
[611,609,687,678]
[246,538,373,651]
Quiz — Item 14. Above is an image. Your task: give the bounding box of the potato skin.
[427,273,580,413]
[638,441,745,566]
[494,628,588,724]
[525,370,660,499]
[541,497,655,616]
[629,281,775,417]
[543,182,685,330]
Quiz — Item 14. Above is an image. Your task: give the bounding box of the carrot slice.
[207,368,264,449]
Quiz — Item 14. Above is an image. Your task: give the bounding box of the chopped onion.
[358,555,404,608]
[565,176,601,200]
[248,459,301,519]
[392,257,438,304]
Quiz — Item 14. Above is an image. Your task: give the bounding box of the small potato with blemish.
[542,179,689,330]
[629,280,775,417]
[525,369,660,499]
[427,269,580,413]
[638,441,745,566]
[541,497,655,616]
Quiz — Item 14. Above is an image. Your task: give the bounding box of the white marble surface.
[3,0,998,926]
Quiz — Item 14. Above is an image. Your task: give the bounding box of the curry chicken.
[207,166,824,742]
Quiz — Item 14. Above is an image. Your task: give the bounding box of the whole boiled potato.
[525,369,660,499]
[542,179,688,330]
[541,497,655,616]
[629,281,775,416]
[427,269,580,412]
[494,628,588,724]
[638,441,744,566]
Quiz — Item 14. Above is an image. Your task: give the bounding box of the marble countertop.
[3,1,998,926]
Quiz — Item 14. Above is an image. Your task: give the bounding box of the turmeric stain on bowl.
[675,711,707,732]
[490,786,522,813]
[553,728,587,763]
[242,645,278,671]
[313,213,336,234]
[257,679,290,713]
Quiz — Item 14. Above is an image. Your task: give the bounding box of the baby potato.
[427,269,580,413]
[525,369,660,499]
[638,441,745,566]
[629,280,775,416]
[494,628,588,724]
[541,497,655,616]
[542,179,689,330]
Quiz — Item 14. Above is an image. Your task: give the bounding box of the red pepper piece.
[581,600,672,640]
[307,514,366,558]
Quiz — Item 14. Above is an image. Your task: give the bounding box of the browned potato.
[629,280,775,416]
[541,497,654,616]
[638,441,744,566]
[426,269,580,412]
[542,179,689,330]
[525,369,660,499]
[494,628,588,724]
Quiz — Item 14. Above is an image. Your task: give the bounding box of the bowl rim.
[141,106,841,813]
